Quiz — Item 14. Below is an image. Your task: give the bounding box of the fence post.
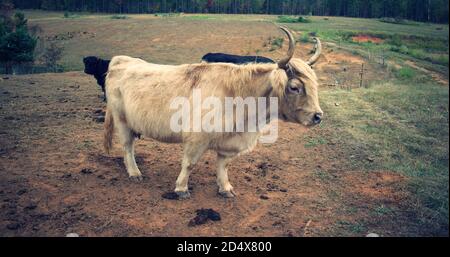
[359,63,364,88]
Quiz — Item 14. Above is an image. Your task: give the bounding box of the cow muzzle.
[312,112,322,124]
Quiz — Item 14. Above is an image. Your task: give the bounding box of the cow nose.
[313,113,322,124]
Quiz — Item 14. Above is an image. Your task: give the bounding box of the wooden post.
[359,63,364,88]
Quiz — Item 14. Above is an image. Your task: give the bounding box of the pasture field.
[0,11,448,236]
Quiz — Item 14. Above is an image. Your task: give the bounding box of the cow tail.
[103,109,114,154]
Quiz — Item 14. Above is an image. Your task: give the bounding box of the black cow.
[83,56,110,102]
[201,53,275,64]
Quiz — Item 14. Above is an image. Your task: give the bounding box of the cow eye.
[287,85,304,95]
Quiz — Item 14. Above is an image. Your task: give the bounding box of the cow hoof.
[129,175,143,182]
[176,191,191,200]
[218,190,236,198]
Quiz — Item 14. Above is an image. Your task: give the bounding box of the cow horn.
[277,27,296,70]
[306,37,322,66]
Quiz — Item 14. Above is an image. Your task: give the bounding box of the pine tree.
[0,3,36,73]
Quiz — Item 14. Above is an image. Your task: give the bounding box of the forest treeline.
[9,0,450,23]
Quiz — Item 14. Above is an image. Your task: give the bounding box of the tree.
[7,0,450,23]
[0,0,14,31]
[13,12,27,30]
[0,29,37,72]
[0,4,36,73]
[41,42,63,71]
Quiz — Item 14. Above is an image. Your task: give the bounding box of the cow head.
[276,27,323,127]
[83,56,100,75]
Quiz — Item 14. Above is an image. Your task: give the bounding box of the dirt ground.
[28,16,388,86]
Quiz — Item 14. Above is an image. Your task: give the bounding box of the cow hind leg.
[216,153,236,198]
[174,142,208,199]
[115,115,142,181]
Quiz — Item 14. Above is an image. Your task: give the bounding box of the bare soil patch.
[352,35,385,44]
[404,60,449,86]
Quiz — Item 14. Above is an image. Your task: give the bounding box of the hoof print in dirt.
[93,108,105,115]
[257,162,269,176]
[188,209,221,227]
[17,189,27,195]
[6,222,20,230]
[61,173,72,179]
[260,194,269,200]
[80,168,93,174]
[24,203,37,210]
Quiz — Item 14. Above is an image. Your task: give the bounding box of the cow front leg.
[174,142,208,199]
[216,153,236,198]
[174,158,194,199]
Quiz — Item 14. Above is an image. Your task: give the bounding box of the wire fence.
[322,43,392,90]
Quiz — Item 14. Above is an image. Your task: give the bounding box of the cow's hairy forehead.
[288,58,318,93]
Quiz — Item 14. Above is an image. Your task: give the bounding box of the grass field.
[0,10,448,236]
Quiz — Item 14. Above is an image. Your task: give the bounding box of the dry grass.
[317,80,449,235]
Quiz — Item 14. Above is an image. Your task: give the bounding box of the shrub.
[391,45,409,55]
[299,34,310,43]
[337,31,357,42]
[379,17,407,25]
[154,13,181,18]
[408,48,426,60]
[389,35,403,47]
[434,55,449,66]
[396,67,416,79]
[277,15,311,23]
[270,37,284,51]
[41,42,63,71]
[297,16,311,23]
[63,12,80,19]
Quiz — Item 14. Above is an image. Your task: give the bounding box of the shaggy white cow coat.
[103,28,323,198]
